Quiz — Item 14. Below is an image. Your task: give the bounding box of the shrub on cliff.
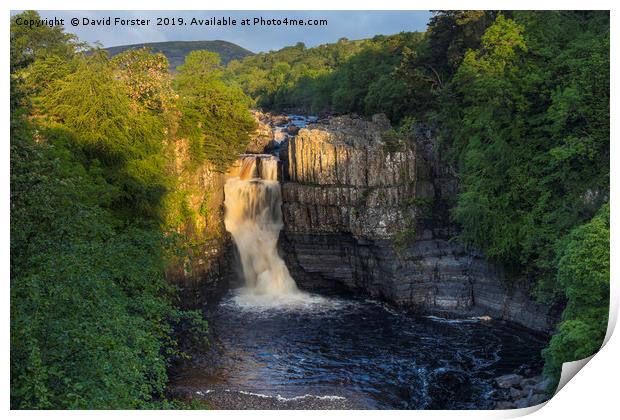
[176,50,257,171]
[10,127,208,408]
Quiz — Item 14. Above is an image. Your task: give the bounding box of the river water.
[171,114,547,409]
[171,288,547,409]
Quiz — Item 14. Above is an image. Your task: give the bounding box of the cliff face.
[281,115,556,332]
[283,115,419,239]
[164,137,234,307]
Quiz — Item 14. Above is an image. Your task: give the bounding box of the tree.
[543,204,609,385]
[40,51,168,216]
[112,48,175,113]
[176,51,256,170]
[10,10,80,72]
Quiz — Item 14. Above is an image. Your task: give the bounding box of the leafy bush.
[543,204,609,385]
[10,129,207,408]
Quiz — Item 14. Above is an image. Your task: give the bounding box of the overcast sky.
[13,10,432,52]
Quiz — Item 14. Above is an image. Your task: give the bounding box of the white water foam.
[424,315,483,324]
[194,390,214,396]
[221,288,354,314]
[236,390,346,401]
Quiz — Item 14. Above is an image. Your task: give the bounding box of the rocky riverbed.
[493,373,552,409]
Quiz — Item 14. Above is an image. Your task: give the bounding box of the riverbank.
[170,386,362,409]
[493,374,552,409]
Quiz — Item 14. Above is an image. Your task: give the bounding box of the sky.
[13,10,432,52]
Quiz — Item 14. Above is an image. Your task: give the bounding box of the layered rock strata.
[280,115,556,332]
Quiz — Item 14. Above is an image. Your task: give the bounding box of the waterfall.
[224,155,298,296]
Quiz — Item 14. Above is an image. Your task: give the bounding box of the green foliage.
[442,12,609,291]
[10,11,257,409]
[223,13,494,122]
[542,204,609,386]
[394,226,417,251]
[10,129,207,409]
[176,51,257,170]
[381,116,416,152]
[225,33,425,121]
[38,52,169,222]
[421,11,496,79]
[107,40,254,70]
[41,52,163,155]
[10,10,80,72]
[112,48,175,112]
[225,39,362,112]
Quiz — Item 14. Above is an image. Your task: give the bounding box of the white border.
[2,1,618,420]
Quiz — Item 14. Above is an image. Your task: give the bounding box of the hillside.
[106,40,254,69]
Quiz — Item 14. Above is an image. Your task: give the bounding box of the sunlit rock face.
[245,111,274,154]
[280,115,557,332]
[284,117,421,239]
[164,137,234,306]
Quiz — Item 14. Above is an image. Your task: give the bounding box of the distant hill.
[106,40,254,70]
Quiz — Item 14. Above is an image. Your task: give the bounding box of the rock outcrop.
[244,111,274,154]
[280,115,557,332]
[165,137,234,307]
[494,374,552,409]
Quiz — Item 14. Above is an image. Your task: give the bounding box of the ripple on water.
[173,288,548,409]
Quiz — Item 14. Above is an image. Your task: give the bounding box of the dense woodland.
[10,10,256,408]
[11,10,609,408]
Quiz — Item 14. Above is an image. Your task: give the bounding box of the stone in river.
[495,374,523,389]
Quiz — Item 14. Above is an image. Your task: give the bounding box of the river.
[170,288,547,409]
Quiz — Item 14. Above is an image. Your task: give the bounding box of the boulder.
[509,387,527,399]
[245,115,274,153]
[495,401,516,410]
[271,114,291,126]
[527,393,549,406]
[533,378,554,394]
[286,124,300,135]
[495,374,523,389]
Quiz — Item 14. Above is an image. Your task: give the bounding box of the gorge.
[10,11,609,410]
[169,113,558,331]
[167,113,555,409]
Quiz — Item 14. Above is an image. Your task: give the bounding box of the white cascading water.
[224,155,299,299]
